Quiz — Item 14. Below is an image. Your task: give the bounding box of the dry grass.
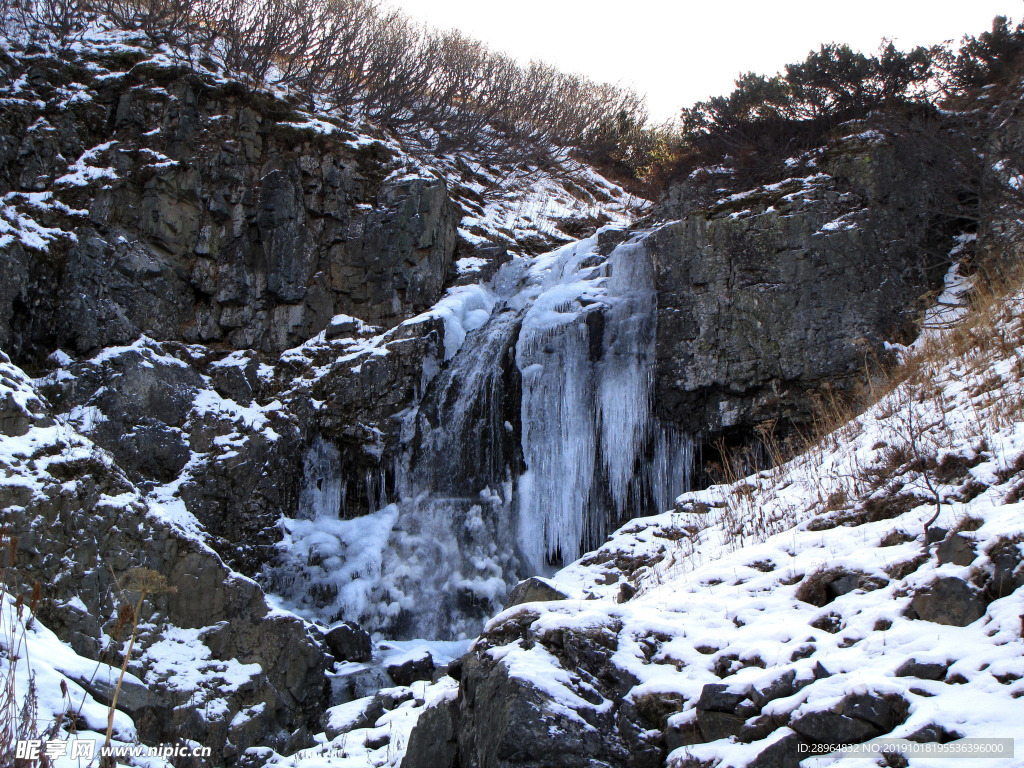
[0,530,46,765]
[0,533,180,765]
[100,567,176,766]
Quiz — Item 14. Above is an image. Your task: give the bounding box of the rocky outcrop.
[402,610,663,768]
[324,622,373,663]
[0,46,460,363]
[648,125,967,445]
[504,576,571,608]
[0,352,331,762]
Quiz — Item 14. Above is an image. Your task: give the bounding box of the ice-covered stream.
[266,227,692,640]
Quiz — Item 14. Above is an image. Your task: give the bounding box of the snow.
[191,388,283,441]
[280,117,345,135]
[447,156,644,259]
[409,284,497,361]
[54,142,119,187]
[918,248,975,334]
[267,677,458,768]
[0,193,76,250]
[454,255,489,275]
[324,698,374,734]
[0,594,174,768]
[470,283,1024,768]
[138,625,262,720]
[86,335,192,369]
[491,640,608,726]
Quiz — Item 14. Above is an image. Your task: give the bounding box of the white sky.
[386,0,1022,121]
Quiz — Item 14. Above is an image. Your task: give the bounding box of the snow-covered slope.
[388,279,1024,768]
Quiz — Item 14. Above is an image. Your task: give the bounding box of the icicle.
[516,321,598,571]
[296,437,342,521]
[516,233,692,572]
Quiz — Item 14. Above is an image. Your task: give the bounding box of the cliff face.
[649,125,966,450]
[0,348,332,756]
[0,48,460,360]
[0,34,469,580]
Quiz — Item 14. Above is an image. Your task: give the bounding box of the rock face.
[0,51,459,362]
[0,353,330,761]
[386,650,436,687]
[324,622,373,663]
[909,577,986,626]
[0,35,467,767]
[648,126,964,445]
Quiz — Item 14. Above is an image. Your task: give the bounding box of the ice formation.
[515,232,692,572]
[268,227,692,639]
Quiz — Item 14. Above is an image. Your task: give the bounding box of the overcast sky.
[386,0,1021,121]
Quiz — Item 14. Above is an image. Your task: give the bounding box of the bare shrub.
[95,0,213,45]
[9,0,90,41]
[43,0,654,174]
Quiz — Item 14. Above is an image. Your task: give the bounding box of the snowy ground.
[245,263,1024,768]
[483,283,1024,767]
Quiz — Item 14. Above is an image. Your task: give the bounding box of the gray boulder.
[325,622,373,663]
[910,577,986,626]
[790,692,907,746]
[404,615,663,768]
[504,577,571,608]
[387,650,435,687]
[895,658,949,680]
[400,697,459,768]
[937,533,977,566]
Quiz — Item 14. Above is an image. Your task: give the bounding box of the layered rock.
[0,46,459,362]
[648,125,968,445]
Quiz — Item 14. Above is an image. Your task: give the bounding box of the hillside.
[411,273,1024,768]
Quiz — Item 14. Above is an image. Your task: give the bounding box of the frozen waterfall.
[515,232,692,572]
[265,227,693,639]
